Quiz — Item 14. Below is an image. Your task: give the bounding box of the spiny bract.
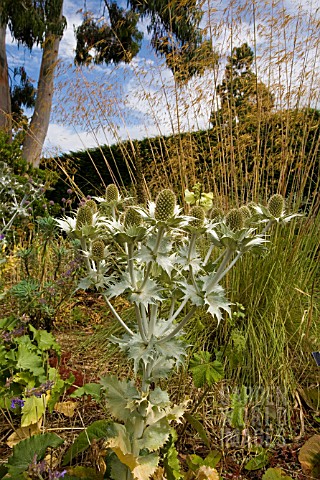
[189,205,205,228]
[124,207,142,228]
[226,208,244,231]
[106,184,119,203]
[76,205,93,230]
[268,194,284,218]
[154,189,176,221]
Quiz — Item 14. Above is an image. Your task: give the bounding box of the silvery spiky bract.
[268,194,285,218]
[226,208,244,231]
[76,205,93,230]
[91,239,105,261]
[189,205,205,228]
[154,189,176,221]
[106,184,119,203]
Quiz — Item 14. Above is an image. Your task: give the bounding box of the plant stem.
[160,305,197,343]
[102,294,134,336]
[134,303,148,343]
[168,296,189,324]
[207,247,234,290]
[140,226,165,290]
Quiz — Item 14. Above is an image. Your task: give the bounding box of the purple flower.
[67,189,73,195]
[49,200,55,206]
[11,398,25,409]
[87,195,92,200]
[61,198,66,203]
[0,234,5,241]
[49,469,67,480]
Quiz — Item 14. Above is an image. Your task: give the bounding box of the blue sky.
[5,0,320,157]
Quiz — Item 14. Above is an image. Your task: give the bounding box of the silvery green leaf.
[149,388,170,407]
[135,244,153,264]
[138,417,170,452]
[204,290,231,324]
[107,273,132,298]
[220,236,238,250]
[77,275,94,291]
[155,252,176,276]
[130,278,163,307]
[178,280,203,306]
[100,375,140,422]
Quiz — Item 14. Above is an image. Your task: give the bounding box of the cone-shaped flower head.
[154,189,176,221]
[124,207,142,228]
[226,208,244,231]
[268,194,284,218]
[209,207,224,221]
[247,201,257,214]
[189,205,205,228]
[86,199,98,213]
[91,239,105,261]
[239,205,251,221]
[106,184,119,203]
[76,205,93,230]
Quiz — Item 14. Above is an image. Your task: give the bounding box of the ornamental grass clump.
[57,187,299,480]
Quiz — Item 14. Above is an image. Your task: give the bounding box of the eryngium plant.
[57,187,299,479]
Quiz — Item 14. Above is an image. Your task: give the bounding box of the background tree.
[74,0,214,81]
[212,43,273,126]
[0,0,66,167]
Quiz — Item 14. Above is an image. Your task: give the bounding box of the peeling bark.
[0,20,11,137]
[22,7,62,167]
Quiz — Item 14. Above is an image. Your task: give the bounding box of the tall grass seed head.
[76,205,93,229]
[154,189,176,221]
[91,239,105,261]
[106,184,119,203]
[189,205,205,228]
[86,199,98,213]
[124,207,142,228]
[226,208,244,231]
[268,194,285,218]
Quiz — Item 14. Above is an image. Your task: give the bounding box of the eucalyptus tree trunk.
[22,10,62,167]
[0,20,11,137]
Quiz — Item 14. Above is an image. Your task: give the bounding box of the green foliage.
[62,419,116,466]
[229,385,249,429]
[6,433,64,478]
[189,351,224,388]
[244,447,269,470]
[262,468,293,479]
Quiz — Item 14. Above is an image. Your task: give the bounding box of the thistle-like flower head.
[189,205,205,229]
[86,199,98,213]
[124,207,142,228]
[154,189,176,222]
[268,194,285,218]
[106,184,119,203]
[225,208,244,231]
[76,205,93,230]
[91,239,106,261]
[209,207,224,221]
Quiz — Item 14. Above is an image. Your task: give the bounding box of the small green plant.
[57,187,298,479]
[0,316,73,433]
